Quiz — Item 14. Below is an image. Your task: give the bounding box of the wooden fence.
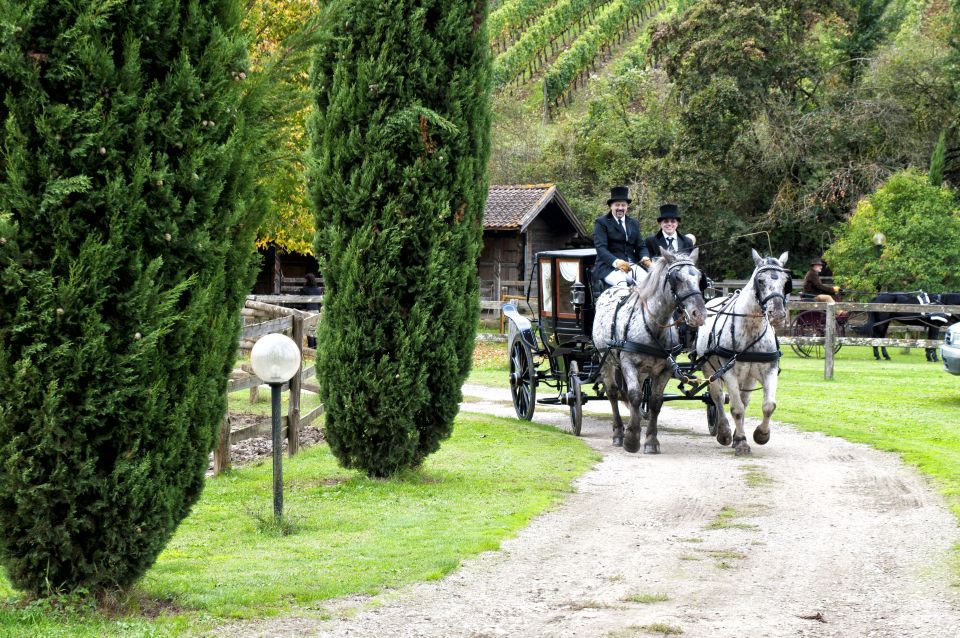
[781,300,960,379]
[213,297,322,475]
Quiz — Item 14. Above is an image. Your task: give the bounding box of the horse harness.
[604,259,703,382]
[695,261,789,385]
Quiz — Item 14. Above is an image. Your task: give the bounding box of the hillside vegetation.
[487,0,959,277]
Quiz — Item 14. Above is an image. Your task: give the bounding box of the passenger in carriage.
[802,257,839,302]
[638,203,696,270]
[593,186,645,287]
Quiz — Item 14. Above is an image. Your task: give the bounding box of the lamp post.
[872,232,885,292]
[872,232,885,260]
[250,332,301,519]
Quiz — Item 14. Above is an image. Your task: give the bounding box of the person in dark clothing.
[299,273,322,348]
[639,203,695,269]
[593,186,646,287]
[802,258,838,302]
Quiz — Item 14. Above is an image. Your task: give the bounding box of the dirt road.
[222,384,960,637]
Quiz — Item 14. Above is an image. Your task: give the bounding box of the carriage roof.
[535,248,597,260]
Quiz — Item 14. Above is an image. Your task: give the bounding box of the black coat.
[644,230,694,260]
[593,213,645,281]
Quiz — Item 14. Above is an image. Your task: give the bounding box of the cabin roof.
[484,184,587,237]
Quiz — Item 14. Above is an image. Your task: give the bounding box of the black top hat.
[607,186,631,205]
[657,203,680,221]
[810,257,825,267]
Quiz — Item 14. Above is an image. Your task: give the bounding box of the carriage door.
[556,258,582,326]
[538,257,553,319]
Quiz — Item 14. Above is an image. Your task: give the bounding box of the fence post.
[214,414,231,474]
[287,314,304,456]
[824,304,836,379]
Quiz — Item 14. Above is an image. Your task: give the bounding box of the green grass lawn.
[0,412,598,637]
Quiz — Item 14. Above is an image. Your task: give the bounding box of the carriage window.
[539,259,553,316]
[557,259,580,317]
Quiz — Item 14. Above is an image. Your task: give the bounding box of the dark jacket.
[298,285,323,311]
[802,269,835,297]
[644,230,695,260]
[593,213,645,281]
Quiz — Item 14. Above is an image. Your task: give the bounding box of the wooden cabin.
[481,184,588,301]
[253,244,320,295]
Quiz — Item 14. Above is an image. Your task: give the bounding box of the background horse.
[866,292,959,361]
[695,250,790,456]
[591,249,706,454]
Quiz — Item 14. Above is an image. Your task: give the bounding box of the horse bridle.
[753,262,791,311]
[665,259,704,307]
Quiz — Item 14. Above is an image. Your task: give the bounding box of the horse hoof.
[884,356,891,361]
[612,435,623,447]
[753,429,770,445]
[717,432,732,447]
[623,434,641,454]
[643,442,661,455]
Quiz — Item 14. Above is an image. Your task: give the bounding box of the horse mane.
[633,255,673,300]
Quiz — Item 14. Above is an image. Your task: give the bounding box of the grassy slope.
[0,412,598,636]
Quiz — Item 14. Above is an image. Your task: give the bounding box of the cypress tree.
[0,0,271,593]
[308,2,491,477]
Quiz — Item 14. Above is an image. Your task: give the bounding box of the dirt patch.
[206,414,326,474]
[213,384,960,638]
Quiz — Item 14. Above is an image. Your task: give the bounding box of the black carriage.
[502,248,720,437]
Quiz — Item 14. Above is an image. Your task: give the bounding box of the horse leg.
[620,360,644,454]
[872,345,881,360]
[603,366,624,446]
[753,367,778,445]
[639,372,671,455]
[723,374,750,455]
[705,373,732,447]
[882,346,891,360]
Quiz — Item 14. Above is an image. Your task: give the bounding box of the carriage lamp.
[872,232,885,259]
[250,332,301,519]
[571,281,587,307]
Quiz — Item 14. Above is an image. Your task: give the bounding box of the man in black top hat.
[593,186,645,287]
[640,203,695,269]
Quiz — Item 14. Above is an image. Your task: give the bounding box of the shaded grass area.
[0,413,598,636]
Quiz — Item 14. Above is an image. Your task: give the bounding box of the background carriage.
[502,248,721,437]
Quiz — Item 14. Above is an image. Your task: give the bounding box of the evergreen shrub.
[308,1,491,477]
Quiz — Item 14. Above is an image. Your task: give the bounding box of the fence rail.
[214,297,323,475]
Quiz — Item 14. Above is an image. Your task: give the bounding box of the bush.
[825,170,960,292]
[308,1,491,476]
[0,0,268,594]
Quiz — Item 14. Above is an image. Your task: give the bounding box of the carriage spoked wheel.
[567,361,583,436]
[790,310,844,359]
[509,338,537,420]
[706,402,718,436]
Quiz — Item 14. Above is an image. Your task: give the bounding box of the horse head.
[661,248,706,327]
[750,248,790,328]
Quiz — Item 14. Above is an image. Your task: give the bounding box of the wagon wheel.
[706,401,718,436]
[568,361,583,436]
[509,337,537,420]
[791,310,843,359]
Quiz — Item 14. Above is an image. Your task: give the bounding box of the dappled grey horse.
[591,249,707,454]
[695,250,790,455]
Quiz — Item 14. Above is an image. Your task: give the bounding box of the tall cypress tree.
[0,0,271,593]
[308,2,491,477]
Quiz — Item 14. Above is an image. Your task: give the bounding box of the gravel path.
[215,384,960,638]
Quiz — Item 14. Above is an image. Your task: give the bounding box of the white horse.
[592,249,707,454]
[695,249,790,455]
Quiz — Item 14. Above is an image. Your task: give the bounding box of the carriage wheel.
[706,402,718,436]
[568,361,583,436]
[509,338,537,420]
[791,310,843,359]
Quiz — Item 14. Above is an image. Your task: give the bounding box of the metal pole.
[271,382,283,519]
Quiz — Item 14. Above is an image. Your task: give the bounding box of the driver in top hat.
[593,186,646,287]
[803,257,839,302]
[639,203,695,269]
